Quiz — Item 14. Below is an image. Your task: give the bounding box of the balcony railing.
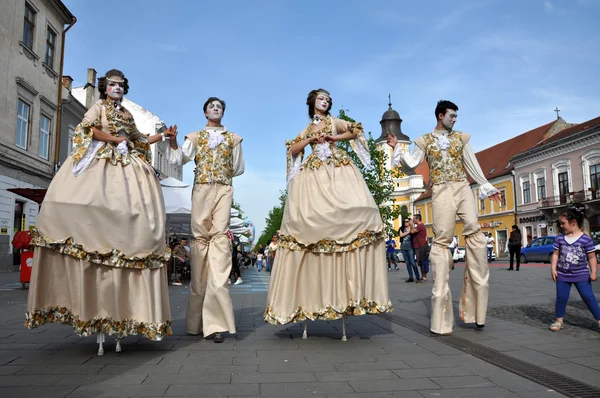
[540,189,599,208]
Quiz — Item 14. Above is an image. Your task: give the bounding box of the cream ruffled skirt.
[25,156,172,340]
[264,158,392,324]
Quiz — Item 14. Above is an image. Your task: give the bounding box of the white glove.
[116,140,129,156]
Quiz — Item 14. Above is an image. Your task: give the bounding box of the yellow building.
[413,118,572,258]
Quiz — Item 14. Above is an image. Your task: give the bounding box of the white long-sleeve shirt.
[391,131,499,199]
[169,126,245,177]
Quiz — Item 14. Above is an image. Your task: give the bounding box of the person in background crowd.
[486,233,495,262]
[508,225,522,271]
[411,215,428,282]
[267,234,278,273]
[386,235,399,271]
[399,218,421,283]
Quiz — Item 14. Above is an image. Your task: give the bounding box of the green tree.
[336,109,402,237]
[254,190,287,249]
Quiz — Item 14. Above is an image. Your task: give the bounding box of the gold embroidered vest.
[423,132,468,185]
[193,130,235,185]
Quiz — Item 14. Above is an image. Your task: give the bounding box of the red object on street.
[12,230,32,249]
[20,250,34,288]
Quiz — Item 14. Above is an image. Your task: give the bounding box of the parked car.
[459,247,496,262]
[453,247,465,262]
[594,239,600,264]
[520,236,556,264]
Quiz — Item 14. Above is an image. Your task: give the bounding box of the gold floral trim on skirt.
[264,299,393,325]
[30,228,170,269]
[278,230,384,253]
[25,306,172,341]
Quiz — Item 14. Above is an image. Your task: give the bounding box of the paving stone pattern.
[1,262,598,397]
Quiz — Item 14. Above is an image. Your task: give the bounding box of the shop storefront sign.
[480,221,503,229]
[519,215,546,224]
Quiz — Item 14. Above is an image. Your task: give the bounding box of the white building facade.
[0,0,74,269]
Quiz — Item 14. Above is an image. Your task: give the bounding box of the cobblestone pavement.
[1,261,599,397]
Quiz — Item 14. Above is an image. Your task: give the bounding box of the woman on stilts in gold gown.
[25,69,174,355]
[264,89,392,339]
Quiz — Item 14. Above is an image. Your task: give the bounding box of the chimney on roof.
[61,76,73,91]
[85,68,97,109]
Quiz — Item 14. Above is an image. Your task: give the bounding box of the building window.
[558,172,569,203]
[500,189,506,207]
[16,100,30,149]
[23,3,36,49]
[157,152,164,173]
[39,115,51,159]
[522,181,531,204]
[67,126,75,154]
[525,226,533,244]
[591,164,600,190]
[537,177,546,201]
[44,27,57,69]
[480,198,485,211]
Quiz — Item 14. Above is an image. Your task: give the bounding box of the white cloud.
[544,0,554,12]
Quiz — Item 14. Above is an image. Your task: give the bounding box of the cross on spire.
[554,107,561,119]
[388,93,392,110]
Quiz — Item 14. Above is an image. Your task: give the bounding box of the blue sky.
[62,0,600,236]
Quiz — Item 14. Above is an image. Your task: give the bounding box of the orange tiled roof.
[533,116,600,148]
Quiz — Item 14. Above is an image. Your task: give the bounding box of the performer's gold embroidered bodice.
[423,132,468,185]
[193,130,235,185]
[71,99,152,166]
[296,116,352,170]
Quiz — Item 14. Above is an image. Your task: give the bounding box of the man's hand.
[386,132,397,149]
[551,268,558,282]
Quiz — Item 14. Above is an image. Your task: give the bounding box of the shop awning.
[7,188,47,204]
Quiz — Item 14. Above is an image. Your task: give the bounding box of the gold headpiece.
[106,75,125,83]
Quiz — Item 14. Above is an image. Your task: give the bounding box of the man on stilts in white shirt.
[169,97,244,343]
[387,100,501,335]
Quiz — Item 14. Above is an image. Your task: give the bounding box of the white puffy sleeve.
[462,139,500,199]
[232,138,245,177]
[169,137,195,165]
[391,143,425,169]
